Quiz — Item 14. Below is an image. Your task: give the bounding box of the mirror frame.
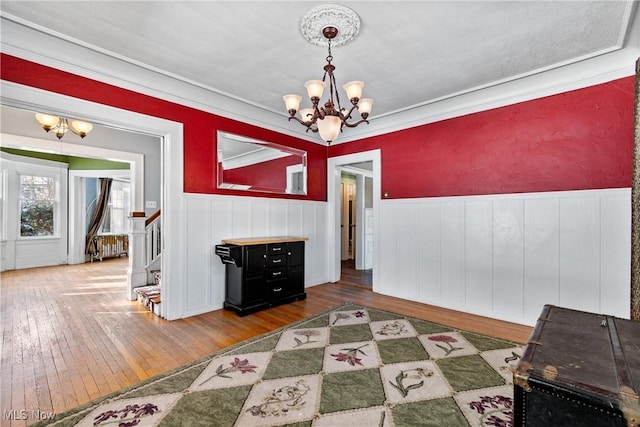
[216,131,307,195]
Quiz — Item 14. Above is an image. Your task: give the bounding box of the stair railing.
[145,209,161,266]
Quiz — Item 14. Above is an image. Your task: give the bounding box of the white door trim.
[68,169,133,265]
[1,81,185,320]
[327,149,381,291]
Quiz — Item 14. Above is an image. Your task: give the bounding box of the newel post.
[128,211,147,300]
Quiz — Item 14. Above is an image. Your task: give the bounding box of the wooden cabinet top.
[221,236,308,246]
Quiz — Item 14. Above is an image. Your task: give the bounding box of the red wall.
[329,77,635,199]
[1,54,327,201]
[3,53,634,202]
[223,155,300,192]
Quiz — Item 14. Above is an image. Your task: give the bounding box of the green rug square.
[437,355,505,392]
[297,313,330,328]
[329,324,373,344]
[409,318,454,335]
[368,308,404,322]
[391,397,469,427]
[262,347,325,380]
[227,332,281,355]
[158,385,252,427]
[125,363,208,398]
[319,368,385,414]
[280,422,312,427]
[377,337,430,364]
[459,331,516,352]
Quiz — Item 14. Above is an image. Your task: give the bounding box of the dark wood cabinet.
[215,237,307,316]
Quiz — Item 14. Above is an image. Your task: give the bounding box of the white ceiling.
[1,1,639,145]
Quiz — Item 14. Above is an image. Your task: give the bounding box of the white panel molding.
[180,193,329,318]
[377,188,631,326]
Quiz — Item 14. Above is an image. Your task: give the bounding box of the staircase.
[145,209,162,282]
[134,210,163,317]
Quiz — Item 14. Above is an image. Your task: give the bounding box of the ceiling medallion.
[300,4,361,47]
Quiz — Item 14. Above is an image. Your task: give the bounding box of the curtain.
[632,57,640,320]
[85,178,113,255]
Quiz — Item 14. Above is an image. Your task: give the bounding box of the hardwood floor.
[341,259,372,288]
[0,258,532,426]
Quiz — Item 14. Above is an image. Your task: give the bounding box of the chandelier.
[35,113,93,140]
[283,5,373,143]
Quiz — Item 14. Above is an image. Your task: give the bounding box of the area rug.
[36,304,524,427]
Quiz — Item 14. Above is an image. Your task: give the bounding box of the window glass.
[20,175,55,237]
[101,180,130,234]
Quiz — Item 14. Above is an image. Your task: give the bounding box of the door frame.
[68,168,135,265]
[341,165,374,269]
[327,149,381,291]
[1,81,185,320]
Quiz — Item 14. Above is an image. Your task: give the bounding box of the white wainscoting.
[181,193,329,318]
[377,188,631,326]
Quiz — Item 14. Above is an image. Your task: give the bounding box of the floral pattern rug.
[37,304,523,427]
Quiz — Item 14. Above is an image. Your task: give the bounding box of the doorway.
[341,174,357,262]
[340,164,373,287]
[327,150,381,292]
[1,82,184,319]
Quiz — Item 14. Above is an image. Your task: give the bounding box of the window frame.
[15,164,64,240]
[99,179,131,235]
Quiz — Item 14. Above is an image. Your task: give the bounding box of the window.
[100,180,130,234]
[20,174,56,237]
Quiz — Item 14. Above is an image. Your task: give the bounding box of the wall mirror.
[217,131,307,195]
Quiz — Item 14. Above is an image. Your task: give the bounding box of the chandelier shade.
[316,115,342,143]
[283,20,373,144]
[342,81,364,101]
[304,80,326,100]
[35,113,93,139]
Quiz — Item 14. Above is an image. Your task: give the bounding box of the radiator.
[92,234,129,261]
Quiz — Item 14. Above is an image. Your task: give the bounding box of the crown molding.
[2,12,638,146]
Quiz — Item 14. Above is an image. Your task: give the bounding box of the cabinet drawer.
[267,255,286,267]
[267,266,286,280]
[267,244,286,255]
[268,279,288,299]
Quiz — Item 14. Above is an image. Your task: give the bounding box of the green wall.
[1,147,130,170]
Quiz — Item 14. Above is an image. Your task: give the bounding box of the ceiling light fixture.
[283,4,373,144]
[35,113,93,140]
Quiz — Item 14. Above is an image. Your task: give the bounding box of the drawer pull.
[272,259,282,263]
[273,287,282,292]
[272,247,282,251]
[272,271,282,276]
